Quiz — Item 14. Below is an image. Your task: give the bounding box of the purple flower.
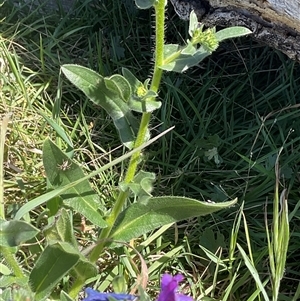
[157,274,194,301]
[83,288,136,301]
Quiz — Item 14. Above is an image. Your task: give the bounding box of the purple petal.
[83,288,136,301]
[157,274,194,301]
[172,275,184,283]
[161,274,173,287]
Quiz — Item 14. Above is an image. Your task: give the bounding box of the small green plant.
[0,0,252,300]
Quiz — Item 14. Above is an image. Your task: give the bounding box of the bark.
[170,0,300,61]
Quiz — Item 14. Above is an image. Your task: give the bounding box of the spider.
[57,159,72,171]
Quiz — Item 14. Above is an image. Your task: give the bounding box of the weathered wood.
[170,0,300,61]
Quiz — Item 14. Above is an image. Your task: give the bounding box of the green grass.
[1,0,300,300]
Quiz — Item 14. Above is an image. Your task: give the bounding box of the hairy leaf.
[43,209,97,281]
[110,196,237,242]
[135,0,156,9]
[188,10,199,37]
[120,170,155,202]
[0,219,39,247]
[43,208,78,247]
[61,64,141,149]
[215,27,252,42]
[30,242,79,300]
[43,139,107,228]
[161,44,210,72]
[122,68,160,112]
[128,91,161,113]
[105,74,131,102]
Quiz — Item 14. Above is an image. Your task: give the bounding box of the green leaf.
[200,228,226,253]
[122,68,160,113]
[110,197,237,242]
[47,196,63,217]
[0,219,39,247]
[120,170,155,202]
[70,255,97,281]
[188,10,199,37]
[0,262,12,275]
[39,111,74,157]
[1,286,34,301]
[128,90,161,113]
[0,275,28,290]
[215,27,252,42]
[43,139,107,228]
[163,43,181,58]
[122,68,142,90]
[43,209,97,281]
[105,74,131,102]
[161,44,210,73]
[181,41,197,55]
[134,0,156,9]
[112,275,127,293]
[199,228,226,273]
[237,244,269,301]
[43,208,78,247]
[30,242,80,300]
[61,64,141,149]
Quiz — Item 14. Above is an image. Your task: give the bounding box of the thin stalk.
[268,150,290,301]
[0,115,26,281]
[89,0,166,263]
[0,114,12,219]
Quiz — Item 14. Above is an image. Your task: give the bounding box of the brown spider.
[57,159,72,171]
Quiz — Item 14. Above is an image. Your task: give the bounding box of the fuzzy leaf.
[163,44,180,58]
[43,209,97,281]
[122,68,160,112]
[0,263,11,275]
[181,41,197,55]
[30,242,80,300]
[105,74,131,102]
[120,170,155,202]
[70,257,98,282]
[188,10,199,37]
[122,68,142,89]
[43,139,107,228]
[128,92,161,113]
[161,44,210,72]
[110,197,237,242]
[135,0,156,9]
[0,219,39,247]
[215,27,252,42]
[61,64,141,149]
[43,208,78,247]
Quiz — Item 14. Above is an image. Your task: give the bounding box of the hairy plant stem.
[0,246,24,278]
[69,278,85,299]
[88,0,165,263]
